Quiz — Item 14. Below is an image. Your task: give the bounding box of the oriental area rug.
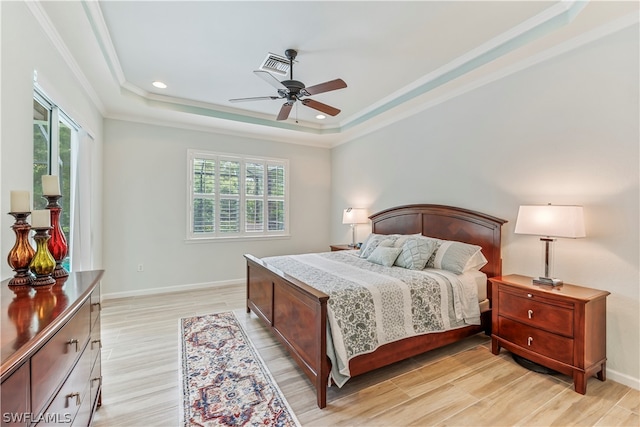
[180,311,300,427]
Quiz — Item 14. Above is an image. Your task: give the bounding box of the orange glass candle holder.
[7,212,35,287]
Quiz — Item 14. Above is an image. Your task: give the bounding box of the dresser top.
[491,274,610,301]
[1,270,104,380]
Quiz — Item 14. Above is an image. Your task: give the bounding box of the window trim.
[33,88,80,269]
[186,149,290,241]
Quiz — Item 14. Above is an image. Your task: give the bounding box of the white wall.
[331,24,639,387]
[102,119,331,296]
[1,2,104,279]
[2,0,637,390]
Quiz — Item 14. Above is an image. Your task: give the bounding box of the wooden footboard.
[245,254,330,408]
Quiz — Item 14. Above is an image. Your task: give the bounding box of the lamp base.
[533,277,563,286]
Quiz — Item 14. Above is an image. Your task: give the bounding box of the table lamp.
[514,204,585,285]
[342,208,368,247]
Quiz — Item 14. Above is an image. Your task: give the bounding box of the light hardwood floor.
[93,284,639,427]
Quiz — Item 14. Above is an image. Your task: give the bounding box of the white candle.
[32,210,51,228]
[42,175,61,196]
[10,191,31,212]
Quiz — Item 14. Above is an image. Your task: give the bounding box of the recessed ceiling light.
[152,81,167,89]
[315,114,326,120]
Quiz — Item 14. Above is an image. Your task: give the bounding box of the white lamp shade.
[514,205,586,238]
[342,208,368,225]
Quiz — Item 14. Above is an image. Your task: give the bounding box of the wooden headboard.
[370,204,507,279]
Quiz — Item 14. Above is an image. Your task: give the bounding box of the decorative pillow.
[359,235,395,258]
[358,233,375,257]
[428,239,484,274]
[359,233,421,257]
[394,237,438,270]
[358,233,381,258]
[391,233,422,249]
[367,246,402,267]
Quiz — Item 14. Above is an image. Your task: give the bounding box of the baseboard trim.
[606,369,640,391]
[101,278,244,300]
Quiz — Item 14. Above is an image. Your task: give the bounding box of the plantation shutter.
[188,150,288,239]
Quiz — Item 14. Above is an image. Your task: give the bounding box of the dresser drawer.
[498,317,574,365]
[1,362,30,426]
[90,284,101,330]
[89,350,102,412]
[72,380,93,427]
[90,314,101,367]
[499,289,574,337]
[31,300,91,416]
[35,341,92,427]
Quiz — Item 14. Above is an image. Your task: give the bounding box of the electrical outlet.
[137,264,144,272]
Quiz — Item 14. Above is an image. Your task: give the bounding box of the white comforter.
[261,251,480,386]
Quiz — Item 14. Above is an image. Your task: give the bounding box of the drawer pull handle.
[527,293,533,298]
[66,392,81,406]
[92,301,101,311]
[92,376,102,386]
[67,338,79,352]
[527,336,534,346]
[92,339,102,349]
[528,309,533,319]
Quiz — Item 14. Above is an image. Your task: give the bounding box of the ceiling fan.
[229,49,347,121]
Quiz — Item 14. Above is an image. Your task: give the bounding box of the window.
[188,150,289,240]
[33,90,77,268]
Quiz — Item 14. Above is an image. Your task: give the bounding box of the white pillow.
[367,246,402,267]
[394,236,438,270]
[426,238,485,274]
[464,250,488,271]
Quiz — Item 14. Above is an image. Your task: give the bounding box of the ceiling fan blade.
[229,96,280,102]
[301,99,341,116]
[301,79,347,96]
[276,102,293,121]
[254,70,288,91]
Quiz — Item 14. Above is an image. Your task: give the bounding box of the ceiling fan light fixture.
[316,114,326,120]
[152,81,167,89]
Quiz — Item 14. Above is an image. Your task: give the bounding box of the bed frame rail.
[245,254,330,408]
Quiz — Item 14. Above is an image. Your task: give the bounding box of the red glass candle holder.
[7,212,35,287]
[44,195,69,278]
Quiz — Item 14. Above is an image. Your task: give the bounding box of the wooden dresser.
[490,274,609,394]
[1,270,104,426]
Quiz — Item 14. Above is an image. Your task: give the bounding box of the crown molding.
[26,1,105,114]
[31,0,637,148]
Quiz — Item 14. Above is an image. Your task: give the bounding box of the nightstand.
[330,244,357,252]
[490,274,609,395]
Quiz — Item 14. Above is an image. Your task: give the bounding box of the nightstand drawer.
[499,289,574,337]
[498,317,574,365]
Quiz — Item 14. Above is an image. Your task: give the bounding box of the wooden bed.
[244,204,507,408]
